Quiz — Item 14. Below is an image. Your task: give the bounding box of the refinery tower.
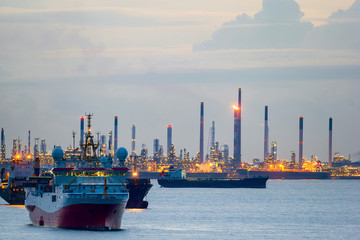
[233,88,241,167]
[264,106,269,160]
[299,116,304,169]
[199,102,204,163]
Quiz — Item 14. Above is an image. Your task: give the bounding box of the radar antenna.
[79,113,100,168]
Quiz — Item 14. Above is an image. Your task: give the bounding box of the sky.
[0,0,359,163]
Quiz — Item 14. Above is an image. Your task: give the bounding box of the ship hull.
[27,202,127,230]
[157,177,268,188]
[126,178,152,209]
[248,170,330,179]
[0,188,25,205]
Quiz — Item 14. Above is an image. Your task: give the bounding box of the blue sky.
[0,0,359,162]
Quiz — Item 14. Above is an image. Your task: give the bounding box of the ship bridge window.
[96,171,105,176]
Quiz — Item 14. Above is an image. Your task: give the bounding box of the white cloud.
[193,0,360,51]
[302,0,360,50]
[193,0,313,50]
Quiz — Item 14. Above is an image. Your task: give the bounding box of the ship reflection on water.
[126,208,146,213]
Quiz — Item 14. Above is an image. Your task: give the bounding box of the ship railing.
[75,183,126,186]
[67,192,128,199]
[66,189,128,194]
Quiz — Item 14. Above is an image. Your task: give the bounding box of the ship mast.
[80,113,100,168]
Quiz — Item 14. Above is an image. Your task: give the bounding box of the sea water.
[0,180,359,240]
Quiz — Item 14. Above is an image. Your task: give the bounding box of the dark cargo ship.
[241,169,331,180]
[158,167,268,188]
[0,157,36,205]
[126,172,152,208]
[0,182,25,205]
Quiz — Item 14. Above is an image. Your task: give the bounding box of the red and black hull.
[26,203,127,230]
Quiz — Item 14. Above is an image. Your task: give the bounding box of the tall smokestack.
[299,116,304,169]
[329,117,333,168]
[72,131,76,149]
[153,139,159,157]
[80,116,84,146]
[167,125,172,157]
[132,124,136,156]
[108,130,112,156]
[233,88,241,167]
[211,121,215,149]
[199,102,204,163]
[114,116,118,152]
[28,130,31,155]
[264,106,269,160]
[1,128,5,160]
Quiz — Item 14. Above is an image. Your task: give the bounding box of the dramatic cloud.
[193,0,313,50]
[302,0,360,50]
[193,0,360,51]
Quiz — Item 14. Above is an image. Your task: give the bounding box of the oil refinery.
[1,88,359,180]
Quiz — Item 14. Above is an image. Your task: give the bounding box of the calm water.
[0,180,359,240]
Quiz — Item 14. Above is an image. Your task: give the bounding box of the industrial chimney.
[132,124,136,156]
[114,116,118,153]
[299,116,303,169]
[329,117,333,168]
[80,116,84,146]
[167,125,172,157]
[199,102,204,163]
[264,106,269,160]
[233,88,241,167]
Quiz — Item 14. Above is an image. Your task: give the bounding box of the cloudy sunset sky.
[0,0,359,162]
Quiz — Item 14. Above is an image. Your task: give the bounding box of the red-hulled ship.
[24,114,130,230]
